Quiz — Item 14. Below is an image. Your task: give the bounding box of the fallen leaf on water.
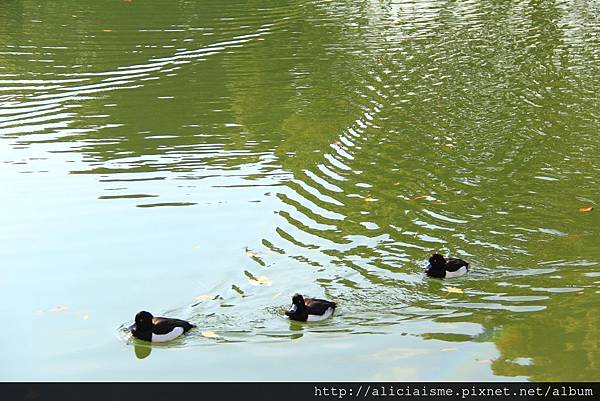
[445,143,455,148]
[579,207,593,212]
[576,291,584,295]
[248,276,272,286]
[413,195,426,200]
[441,347,458,352]
[445,287,464,294]
[364,197,377,202]
[201,331,219,338]
[49,306,67,313]
[102,29,113,32]
[195,294,212,302]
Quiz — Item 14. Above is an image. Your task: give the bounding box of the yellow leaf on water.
[102,29,113,33]
[248,276,272,286]
[195,294,212,302]
[364,197,377,202]
[49,306,67,313]
[445,287,464,294]
[441,347,458,352]
[579,207,593,212]
[201,331,219,338]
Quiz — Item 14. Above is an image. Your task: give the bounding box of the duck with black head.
[130,311,195,343]
[285,293,336,322]
[425,253,469,279]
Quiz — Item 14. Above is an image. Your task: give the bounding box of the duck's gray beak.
[425,263,431,271]
[288,304,298,313]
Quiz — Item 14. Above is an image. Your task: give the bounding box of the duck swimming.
[130,311,195,342]
[425,253,469,279]
[285,293,336,322]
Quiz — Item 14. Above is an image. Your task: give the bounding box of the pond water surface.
[1,0,599,381]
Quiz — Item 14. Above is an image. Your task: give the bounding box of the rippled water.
[2,0,599,381]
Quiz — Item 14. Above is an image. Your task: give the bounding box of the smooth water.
[1,0,599,381]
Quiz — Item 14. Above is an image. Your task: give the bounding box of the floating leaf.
[441,347,458,352]
[413,195,426,200]
[445,287,464,294]
[195,294,212,302]
[201,331,219,338]
[49,306,67,313]
[445,143,455,148]
[102,29,113,32]
[364,197,377,202]
[579,207,593,212]
[248,275,272,286]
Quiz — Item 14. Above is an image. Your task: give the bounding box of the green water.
[1,0,599,381]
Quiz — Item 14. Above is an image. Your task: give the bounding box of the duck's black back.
[445,258,469,272]
[305,298,336,315]
[152,317,195,334]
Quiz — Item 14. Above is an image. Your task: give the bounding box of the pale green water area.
[1,0,599,381]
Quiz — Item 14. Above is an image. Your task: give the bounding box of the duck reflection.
[128,323,152,359]
[133,342,152,359]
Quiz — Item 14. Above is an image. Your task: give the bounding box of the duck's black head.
[291,293,305,306]
[135,311,154,332]
[429,253,447,269]
[286,293,306,316]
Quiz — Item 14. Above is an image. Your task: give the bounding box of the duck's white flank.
[151,326,184,342]
[306,307,334,322]
[444,266,468,278]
